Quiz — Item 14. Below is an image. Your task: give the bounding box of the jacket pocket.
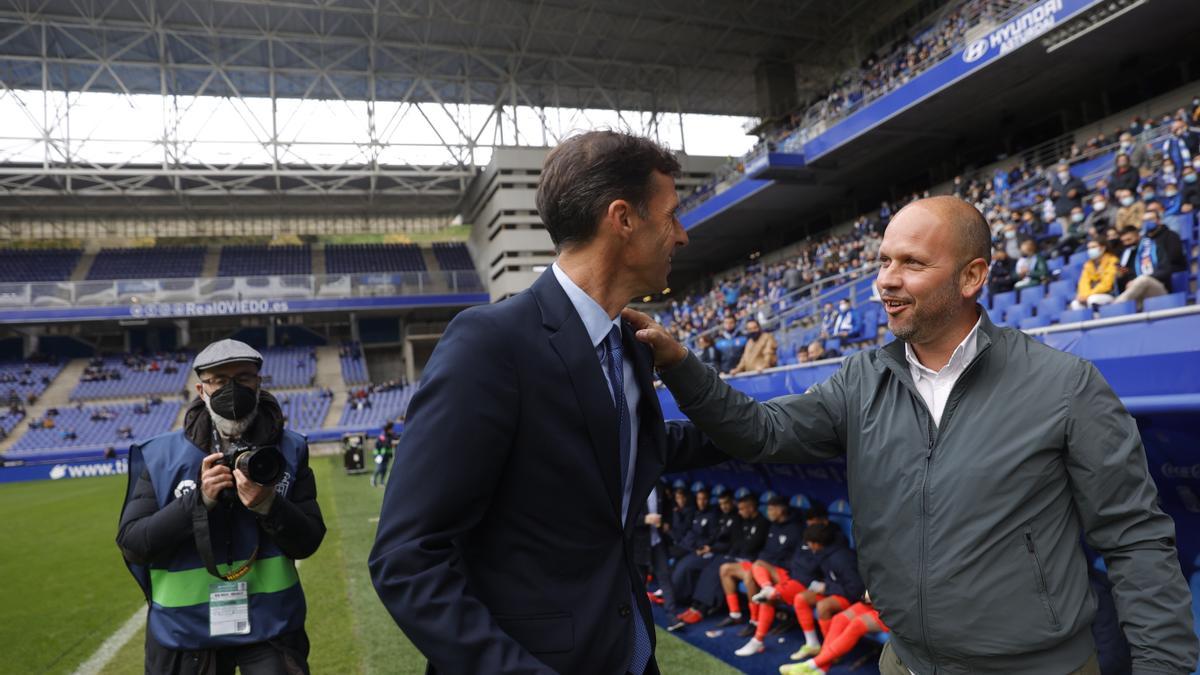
[494,611,574,654]
[1023,527,1061,630]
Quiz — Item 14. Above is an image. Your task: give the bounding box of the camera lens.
[235,445,285,484]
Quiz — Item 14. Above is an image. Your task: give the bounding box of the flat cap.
[193,339,263,375]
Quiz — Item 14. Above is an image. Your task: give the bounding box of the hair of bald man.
[896,196,992,268]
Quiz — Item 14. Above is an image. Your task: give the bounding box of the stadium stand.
[0,360,65,403]
[217,244,312,277]
[338,383,416,430]
[0,249,82,282]
[325,244,427,274]
[86,246,206,280]
[6,399,182,459]
[431,242,474,270]
[339,342,369,385]
[259,346,318,389]
[71,354,191,400]
[277,389,333,434]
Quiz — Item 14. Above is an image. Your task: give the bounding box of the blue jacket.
[368,268,726,675]
[816,542,865,602]
[757,518,803,568]
[679,506,719,551]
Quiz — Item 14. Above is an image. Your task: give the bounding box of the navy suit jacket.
[368,268,724,674]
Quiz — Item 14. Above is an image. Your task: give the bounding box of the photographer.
[117,339,325,674]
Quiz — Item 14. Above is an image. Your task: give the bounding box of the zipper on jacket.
[1024,528,1061,629]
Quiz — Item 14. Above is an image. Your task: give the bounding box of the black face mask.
[208,380,259,420]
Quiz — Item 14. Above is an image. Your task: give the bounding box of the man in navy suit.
[369,130,725,674]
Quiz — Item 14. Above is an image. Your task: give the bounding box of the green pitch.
[0,457,738,674]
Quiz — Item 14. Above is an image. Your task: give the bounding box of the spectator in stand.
[1061,205,1087,256]
[818,303,837,338]
[1049,160,1086,218]
[1181,164,1200,211]
[1161,182,1184,217]
[1000,222,1021,259]
[1115,225,1141,294]
[783,262,803,291]
[1071,239,1119,311]
[988,244,1016,296]
[1108,153,1140,195]
[695,334,721,371]
[1115,188,1145,230]
[1013,238,1048,290]
[1084,193,1119,238]
[1115,209,1187,309]
[1117,133,1150,172]
[729,320,777,375]
[831,300,860,341]
[1141,182,1160,210]
[807,340,839,362]
[714,316,747,374]
[1162,119,1198,174]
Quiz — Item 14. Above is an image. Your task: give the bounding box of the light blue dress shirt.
[552,262,641,525]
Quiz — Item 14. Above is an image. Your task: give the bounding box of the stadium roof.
[0,0,908,117]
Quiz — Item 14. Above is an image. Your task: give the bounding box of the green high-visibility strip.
[150,556,299,608]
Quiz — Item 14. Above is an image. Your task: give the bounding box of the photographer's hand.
[200,452,234,511]
[234,468,276,515]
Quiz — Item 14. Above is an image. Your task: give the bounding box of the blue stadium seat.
[1145,292,1187,312]
[1047,257,1064,274]
[1004,303,1034,323]
[1048,279,1074,299]
[987,308,1005,325]
[790,494,811,511]
[1068,251,1089,267]
[711,484,728,497]
[828,499,854,549]
[1017,285,1045,304]
[1019,315,1051,330]
[1098,300,1136,318]
[991,290,1017,314]
[1038,295,1067,319]
[1171,271,1189,296]
[1057,308,1092,324]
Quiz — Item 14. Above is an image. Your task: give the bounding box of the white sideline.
[73,605,146,675]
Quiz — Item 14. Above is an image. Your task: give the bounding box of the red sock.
[749,601,759,623]
[823,612,850,644]
[793,593,816,632]
[726,593,741,615]
[751,564,774,588]
[818,616,833,638]
[814,617,868,669]
[755,603,775,640]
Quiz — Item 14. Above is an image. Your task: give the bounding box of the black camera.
[220,441,285,486]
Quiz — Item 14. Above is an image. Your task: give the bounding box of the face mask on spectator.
[1107,237,1121,249]
[1120,196,1135,207]
[1165,188,1178,198]
[1193,159,1200,170]
[1004,229,1016,239]
[1186,173,1198,184]
[839,303,850,313]
[1086,246,1102,260]
[1093,200,1106,211]
[1142,191,1156,201]
[1143,218,1158,233]
[1057,171,1069,182]
[1071,213,1084,223]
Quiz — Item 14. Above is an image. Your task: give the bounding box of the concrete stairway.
[69,251,96,281]
[314,345,349,429]
[201,246,222,277]
[311,245,326,277]
[0,357,89,454]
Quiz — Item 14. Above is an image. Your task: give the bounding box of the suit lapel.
[534,270,623,523]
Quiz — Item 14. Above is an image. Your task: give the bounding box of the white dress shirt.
[904,315,982,427]
[552,263,641,524]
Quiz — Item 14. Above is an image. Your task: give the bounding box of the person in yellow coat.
[1070,239,1119,311]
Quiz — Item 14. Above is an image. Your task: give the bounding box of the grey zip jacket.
[659,309,1197,674]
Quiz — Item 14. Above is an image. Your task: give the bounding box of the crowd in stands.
[640,480,883,673]
[73,352,191,400]
[339,380,414,430]
[661,98,1199,372]
[8,399,181,457]
[1,358,64,406]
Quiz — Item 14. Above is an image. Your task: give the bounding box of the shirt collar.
[552,262,620,349]
[905,313,983,378]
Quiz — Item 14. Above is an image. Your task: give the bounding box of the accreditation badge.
[209,581,251,636]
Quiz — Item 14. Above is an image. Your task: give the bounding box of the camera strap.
[192,429,261,581]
